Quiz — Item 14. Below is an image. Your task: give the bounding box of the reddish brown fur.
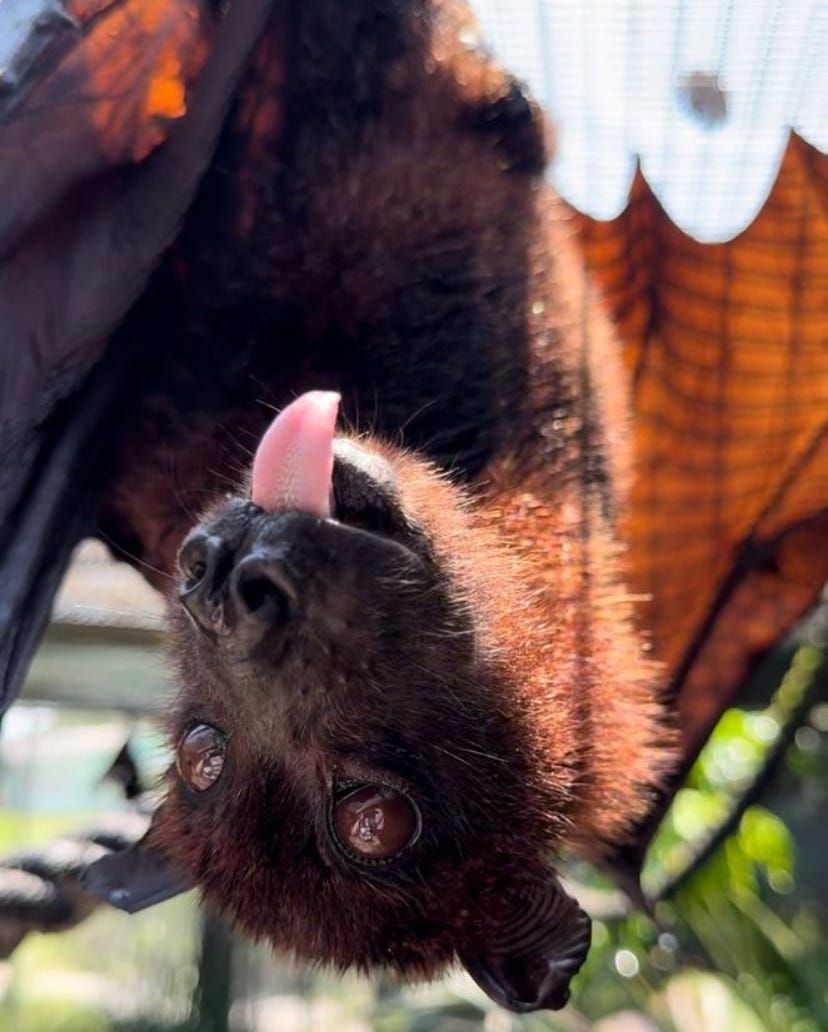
[148,422,670,981]
[90,0,677,989]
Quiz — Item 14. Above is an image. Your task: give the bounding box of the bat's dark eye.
[333,784,420,861]
[177,724,226,792]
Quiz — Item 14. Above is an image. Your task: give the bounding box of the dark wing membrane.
[0,0,209,258]
[575,132,828,794]
[0,0,278,713]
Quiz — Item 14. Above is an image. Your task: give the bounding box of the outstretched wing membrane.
[578,138,828,772]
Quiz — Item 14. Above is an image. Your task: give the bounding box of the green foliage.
[554,641,828,1032]
[1,1000,110,1032]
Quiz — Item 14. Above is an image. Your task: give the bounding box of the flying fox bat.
[83,385,668,1012]
[2,0,827,1014]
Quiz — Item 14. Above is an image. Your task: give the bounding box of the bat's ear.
[457,872,591,1013]
[80,809,192,914]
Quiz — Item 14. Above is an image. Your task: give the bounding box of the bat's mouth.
[173,388,435,668]
[250,390,341,519]
[176,392,431,656]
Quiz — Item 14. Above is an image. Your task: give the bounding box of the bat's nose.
[230,552,295,633]
[177,531,293,647]
[178,531,229,634]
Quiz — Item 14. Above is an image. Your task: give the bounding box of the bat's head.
[89,392,592,1012]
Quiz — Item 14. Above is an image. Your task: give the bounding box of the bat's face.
[105,394,592,1012]
[164,442,510,960]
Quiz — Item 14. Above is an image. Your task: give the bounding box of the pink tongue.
[251,391,340,516]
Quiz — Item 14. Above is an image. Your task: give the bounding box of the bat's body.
[66,4,671,1007]
[81,361,667,1012]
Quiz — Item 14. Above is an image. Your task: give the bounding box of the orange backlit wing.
[576,134,828,770]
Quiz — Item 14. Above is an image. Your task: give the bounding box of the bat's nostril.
[231,553,294,630]
[178,532,224,589]
[177,532,232,632]
[237,575,282,614]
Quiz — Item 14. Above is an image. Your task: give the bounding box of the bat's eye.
[177,724,226,792]
[333,784,420,862]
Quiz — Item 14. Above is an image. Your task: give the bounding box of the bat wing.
[470,0,828,859]
[578,134,828,774]
[0,0,277,713]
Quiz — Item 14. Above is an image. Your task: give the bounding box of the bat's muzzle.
[177,529,295,648]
